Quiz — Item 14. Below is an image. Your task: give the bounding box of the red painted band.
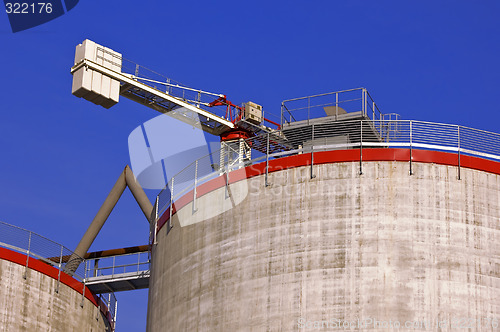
[157,148,500,233]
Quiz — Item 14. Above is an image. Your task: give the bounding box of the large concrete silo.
[146,90,500,331]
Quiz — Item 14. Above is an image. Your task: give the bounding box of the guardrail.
[280,88,385,126]
[84,251,150,280]
[0,221,118,329]
[153,119,500,227]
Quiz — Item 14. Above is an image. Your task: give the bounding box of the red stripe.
[157,148,500,233]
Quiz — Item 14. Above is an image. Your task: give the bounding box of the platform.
[85,270,150,293]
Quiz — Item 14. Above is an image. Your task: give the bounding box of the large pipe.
[65,165,152,274]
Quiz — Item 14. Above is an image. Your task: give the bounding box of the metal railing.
[153,119,500,227]
[84,251,150,280]
[119,54,222,109]
[0,221,118,329]
[100,292,118,331]
[280,88,385,126]
[0,221,85,281]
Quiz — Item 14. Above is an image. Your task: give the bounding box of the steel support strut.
[409,120,413,175]
[359,121,363,175]
[65,166,152,274]
[458,126,461,180]
[310,124,316,179]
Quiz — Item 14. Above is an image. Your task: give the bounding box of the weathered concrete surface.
[0,259,109,332]
[147,161,500,331]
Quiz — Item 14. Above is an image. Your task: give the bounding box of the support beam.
[125,165,153,220]
[65,166,152,274]
[48,245,149,264]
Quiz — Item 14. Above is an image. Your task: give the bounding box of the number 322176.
[5,3,53,14]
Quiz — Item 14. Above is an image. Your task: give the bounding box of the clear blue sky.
[1,1,499,331]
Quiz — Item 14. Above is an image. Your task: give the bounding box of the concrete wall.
[147,160,500,331]
[0,257,110,332]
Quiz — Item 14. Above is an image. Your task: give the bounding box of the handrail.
[84,251,150,280]
[281,88,385,124]
[282,87,365,103]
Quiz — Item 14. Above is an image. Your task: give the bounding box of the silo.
[146,89,500,331]
[0,222,115,331]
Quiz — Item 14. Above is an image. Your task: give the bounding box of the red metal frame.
[208,96,280,131]
[263,117,281,130]
[208,95,244,123]
[220,129,252,142]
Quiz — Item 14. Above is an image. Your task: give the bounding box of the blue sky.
[1,1,499,331]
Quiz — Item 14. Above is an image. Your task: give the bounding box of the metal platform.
[85,270,150,294]
[83,249,150,294]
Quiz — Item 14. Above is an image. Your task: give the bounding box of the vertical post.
[280,102,284,128]
[81,260,87,308]
[310,124,316,179]
[56,245,63,293]
[220,142,225,175]
[169,177,174,231]
[193,160,198,213]
[114,299,118,327]
[265,133,270,187]
[458,126,461,180]
[112,256,116,278]
[372,102,375,121]
[238,139,244,167]
[154,196,159,222]
[134,64,139,77]
[153,196,159,245]
[93,259,99,277]
[24,231,32,279]
[359,120,363,175]
[307,97,310,125]
[361,89,365,116]
[224,165,230,199]
[364,89,368,117]
[335,92,339,119]
[378,110,382,134]
[409,120,413,175]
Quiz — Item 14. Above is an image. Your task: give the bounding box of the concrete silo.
[0,222,115,331]
[146,89,500,331]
